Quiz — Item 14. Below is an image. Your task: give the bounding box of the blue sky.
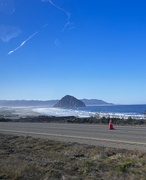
[0,0,146,104]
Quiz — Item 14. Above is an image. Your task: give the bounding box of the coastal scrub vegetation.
[0,133,146,180]
[0,115,146,125]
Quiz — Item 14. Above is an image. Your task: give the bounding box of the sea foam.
[33,107,145,119]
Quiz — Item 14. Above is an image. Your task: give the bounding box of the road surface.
[0,122,146,151]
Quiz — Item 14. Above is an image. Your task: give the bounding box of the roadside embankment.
[1,133,146,180]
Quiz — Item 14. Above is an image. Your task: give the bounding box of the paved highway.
[0,122,146,151]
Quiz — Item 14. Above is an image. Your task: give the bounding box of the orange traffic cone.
[108,118,115,130]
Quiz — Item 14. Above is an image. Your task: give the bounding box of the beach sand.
[0,107,40,119]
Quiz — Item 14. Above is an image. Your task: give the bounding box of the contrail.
[7,31,38,55]
[22,31,38,44]
[7,0,72,56]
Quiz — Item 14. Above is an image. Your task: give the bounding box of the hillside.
[0,133,146,180]
[53,95,86,108]
[81,99,110,106]
[0,100,58,107]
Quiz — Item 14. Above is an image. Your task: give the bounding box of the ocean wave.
[33,107,145,119]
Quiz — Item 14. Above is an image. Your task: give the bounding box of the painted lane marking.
[0,129,146,146]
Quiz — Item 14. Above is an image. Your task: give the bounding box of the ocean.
[33,104,146,119]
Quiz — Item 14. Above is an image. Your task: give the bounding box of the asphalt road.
[0,122,146,151]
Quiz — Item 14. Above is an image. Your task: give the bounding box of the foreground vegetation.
[0,115,146,125]
[0,133,146,180]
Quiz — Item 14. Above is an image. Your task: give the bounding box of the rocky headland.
[53,95,86,108]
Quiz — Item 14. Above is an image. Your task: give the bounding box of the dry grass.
[0,133,146,180]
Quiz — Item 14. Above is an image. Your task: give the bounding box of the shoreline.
[3,106,143,120]
[0,107,146,125]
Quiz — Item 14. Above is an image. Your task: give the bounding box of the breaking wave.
[33,105,146,119]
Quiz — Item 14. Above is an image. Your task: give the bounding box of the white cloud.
[0,24,21,42]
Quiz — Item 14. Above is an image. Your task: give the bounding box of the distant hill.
[53,95,86,108]
[81,99,110,106]
[0,100,58,107]
[0,98,111,107]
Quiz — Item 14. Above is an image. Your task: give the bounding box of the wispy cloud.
[7,31,38,55]
[0,0,15,15]
[61,21,75,32]
[0,24,21,42]
[5,1,74,55]
[54,38,60,47]
[41,0,70,21]
[43,23,49,28]
[41,0,75,45]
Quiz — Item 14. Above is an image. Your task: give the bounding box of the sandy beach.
[0,107,40,119]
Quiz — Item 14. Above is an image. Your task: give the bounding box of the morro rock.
[53,95,86,108]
